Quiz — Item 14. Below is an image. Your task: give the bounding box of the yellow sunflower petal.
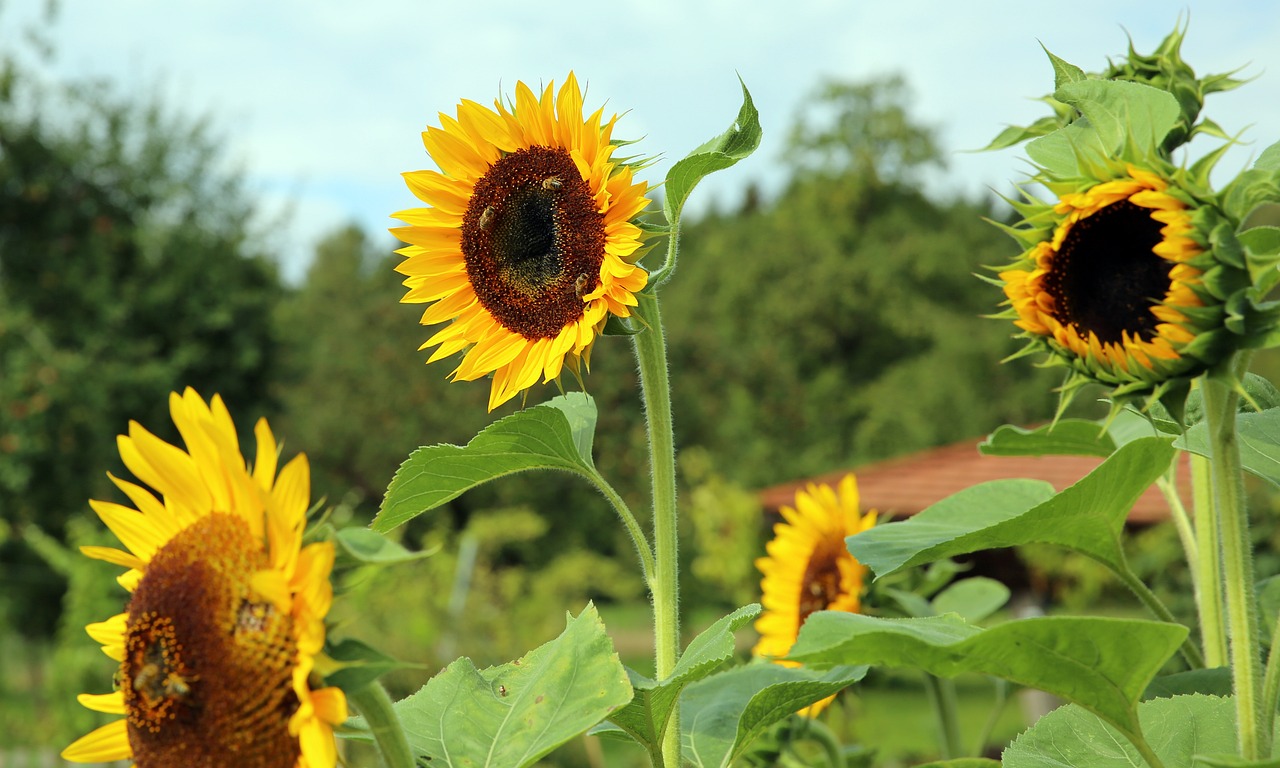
[62,719,132,763]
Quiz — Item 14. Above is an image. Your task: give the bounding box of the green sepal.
[322,637,423,693]
[601,313,643,336]
[333,526,435,568]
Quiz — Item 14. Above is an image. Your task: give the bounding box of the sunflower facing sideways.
[754,474,877,716]
[392,72,652,411]
[62,389,346,768]
[997,161,1238,403]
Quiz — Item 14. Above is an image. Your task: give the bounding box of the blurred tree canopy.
[657,76,1060,489]
[0,51,281,634]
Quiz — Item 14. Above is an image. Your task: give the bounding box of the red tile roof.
[759,435,1189,524]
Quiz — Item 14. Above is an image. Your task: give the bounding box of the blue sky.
[4,0,1279,281]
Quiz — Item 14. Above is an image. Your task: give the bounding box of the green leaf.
[1143,667,1232,700]
[915,761,1002,768]
[1026,80,1179,175]
[385,603,632,768]
[323,637,421,692]
[374,394,598,532]
[1003,695,1238,768]
[1042,46,1087,90]
[979,419,1115,458]
[789,613,1186,740]
[1256,140,1280,172]
[930,577,1010,623]
[1193,756,1280,767]
[1176,408,1280,487]
[846,479,1053,578]
[334,527,433,566]
[607,604,762,754]
[663,78,761,225]
[847,437,1176,578]
[681,663,867,768]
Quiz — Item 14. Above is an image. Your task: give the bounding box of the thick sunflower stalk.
[992,27,1280,762]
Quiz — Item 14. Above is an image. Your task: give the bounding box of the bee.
[132,643,192,704]
[479,205,497,231]
[541,176,562,191]
[573,272,591,299]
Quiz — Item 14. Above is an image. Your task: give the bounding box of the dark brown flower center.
[461,146,605,340]
[798,540,845,625]
[122,514,300,768]
[1042,199,1169,344]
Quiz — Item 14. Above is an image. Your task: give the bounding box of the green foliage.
[0,51,280,634]
[681,449,765,608]
[661,75,1061,490]
[357,604,632,768]
[1178,408,1280,487]
[607,605,760,760]
[1003,695,1243,768]
[678,663,869,768]
[789,612,1186,743]
[375,393,602,532]
[661,77,761,234]
[847,437,1176,579]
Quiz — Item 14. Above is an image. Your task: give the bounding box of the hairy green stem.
[1115,563,1204,669]
[922,673,962,759]
[1191,450,1228,668]
[348,680,415,768]
[1156,472,1198,578]
[1204,372,1265,759]
[632,290,681,768]
[1263,610,1280,756]
[591,470,657,588]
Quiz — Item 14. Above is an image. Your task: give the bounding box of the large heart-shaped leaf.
[375,393,598,531]
[788,612,1186,740]
[385,603,631,767]
[847,437,1176,578]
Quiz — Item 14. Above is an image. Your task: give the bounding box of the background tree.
[0,57,281,635]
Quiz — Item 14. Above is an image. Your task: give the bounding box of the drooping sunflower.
[754,474,877,716]
[392,72,651,411]
[63,389,347,768]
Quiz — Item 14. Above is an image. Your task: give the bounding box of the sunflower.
[754,474,877,716]
[62,389,347,768]
[392,73,651,411]
[995,161,1246,404]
